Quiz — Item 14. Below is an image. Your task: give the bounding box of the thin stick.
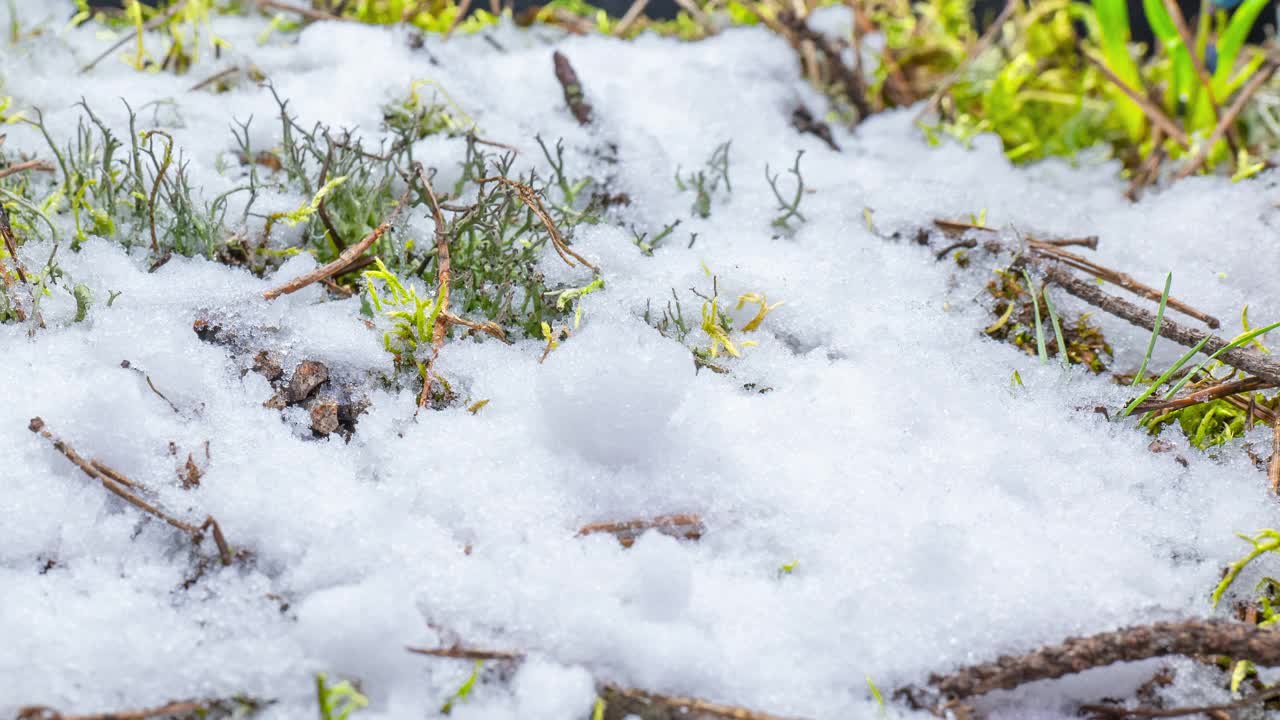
[1133,375,1273,413]
[1084,52,1190,147]
[187,66,240,93]
[915,0,1016,123]
[1032,243,1220,328]
[1175,58,1280,179]
[777,10,872,121]
[1081,685,1280,718]
[444,0,475,38]
[0,158,55,180]
[254,0,347,21]
[406,645,524,661]
[598,685,803,720]
[613,0,650,36]
[17,700,210,720]
[415,163,451,408]
[577,513,704,547]
[1270,418,1280,495]
[27,417,233,564]
[262,191,409,301]
[1044,265,1280,385]
[902,619,1280,704]
[80,0,191,73]
[477,175,599,272]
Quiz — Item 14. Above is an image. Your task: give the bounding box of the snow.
[3,2,1280,718]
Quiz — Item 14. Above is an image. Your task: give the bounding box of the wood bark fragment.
[578,513,705,547]
[901,618,1280,705]
[553,51,593,126]
[1044,266,1280,386]
[0,158,55,180]
[1270,419,1280,495]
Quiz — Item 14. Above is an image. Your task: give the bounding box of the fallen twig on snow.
[261,189,410,301]
[407,643,803,720]
[1043,266,1280,385]
[28,417,233,565]
[577,513,705,547]
[1134,376,1273,414]
[1080,685,1280,718]
[896,619,1280,707]
[476,175,599,272]
[552,51,593,126]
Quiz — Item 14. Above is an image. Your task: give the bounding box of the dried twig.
[1045,265,1280,385]
[416,163,451,407]
[0,204,30,322]
[1134,376,1273,414]
[1176,58,1280,179]
[613,0,650,36]
[553,51,593,126]
[915,0,1016,123]
[28,417,233,565]
[1084,52,1189,147]
[477,175,599,272]
[1081,685,1280,718]
[1033,243,1220,328]
[900,619,1280,705]
[0,158,55,180]
[262,190,409,301]
[254,0,347,21]
[80,0,191,73]
[598,685,803,720]
[776,10,872,121]
[1270,419,1280,495]
[17,700,213,720]
[578,513,705,547]
[407,645,525,662]
[120,359,181,414]
[791,106,840,152]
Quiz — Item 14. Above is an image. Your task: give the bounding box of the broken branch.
[553,51,593,126]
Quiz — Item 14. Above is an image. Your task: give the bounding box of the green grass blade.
[1132,272,1172,386]
[1022,269,1048,364]
[1043,286,1069,368]
[1143,0,1193,108]
[1211,0,1270,98]
[1092,0,1146,139]
[1161,319,1280,399]
[1120,336,1211,417]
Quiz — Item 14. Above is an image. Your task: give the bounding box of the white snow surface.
[2,3,1280,718]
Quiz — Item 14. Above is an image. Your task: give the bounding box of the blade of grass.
[1120,336,1212,417]
[1211,0,1270,98]
[1161,320,1280,398]
[1133,272,1172,386]
[1043,286,1069,369]
[1022,268,1048,364]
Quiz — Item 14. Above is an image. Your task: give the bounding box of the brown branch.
[406,644,801,720]
[0,158,55,180]
[407,645,525,662]
[28,417,233,564]
[613,0,651,36]
[1033,235,1098,250]
[1270,418,1280,495]
[80,0,191,73]
[1084,52,1189,147]
[1044,265,1280,386]
[1175,58,1280,180]
[776,10,872,122]
[17,700,210,720]
[577,513,704,548]
[1134,376,1273,414]
[415,163,452,408]
[477,175,599,272]
[1032,243,1220,328]
[598,685,803,720]
[901,619,1280,704]
[1081,684,1280,718]
[0,204,29,322]
[444,0,475,38]
[914,0,1016,123]
[262,192,409,301]
[187,66,239,93]
[142,131,174,254]
[254,0,347,22]
[553,51,593,126]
